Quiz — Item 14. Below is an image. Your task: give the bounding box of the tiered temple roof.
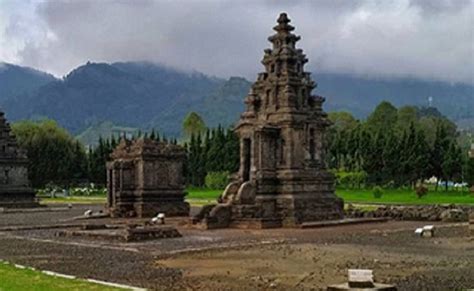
[0,111,27,161]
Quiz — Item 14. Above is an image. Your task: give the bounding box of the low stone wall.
[345,204,473,222]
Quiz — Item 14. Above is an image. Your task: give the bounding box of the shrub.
[372,186,383,199]
[333,170,367,189]
[204,171,230,189]
[415,185,428,199]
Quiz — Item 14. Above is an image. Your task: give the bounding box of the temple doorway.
[242,138,251,182]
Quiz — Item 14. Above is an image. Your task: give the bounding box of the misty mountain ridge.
[0,61,472,144]
[0,62,57,103]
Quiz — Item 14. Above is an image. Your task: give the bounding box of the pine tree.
[466,156,474,187]
[364,130,385,185]
[150,129,156,140]
[382,129,399,186]
[430,123,450,190]
[442,141,463,191]
[412,127,430,186]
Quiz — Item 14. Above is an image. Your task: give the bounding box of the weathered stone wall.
[0,164,29,186]
[345,204,473,222]
[107,138,189,218]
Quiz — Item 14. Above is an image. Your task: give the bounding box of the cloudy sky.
[0,0,472,84]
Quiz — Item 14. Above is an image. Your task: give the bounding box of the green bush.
[415,185,428,199]
[204,171,230,189]
[37,184,106,197]
[333,170,367,189]
[70,186,106,196]
[372,186,384,199]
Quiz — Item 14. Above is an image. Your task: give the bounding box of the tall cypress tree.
[363,130,385,185]
[382,129,399,186]
[431,123,450,190]
[442,141,463,191]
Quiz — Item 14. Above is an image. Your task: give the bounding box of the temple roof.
[273,13,294,33]
[110,138,185,159]
[0,110,27,160]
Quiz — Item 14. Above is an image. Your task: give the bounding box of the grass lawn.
[186,188,222,200]
[40,196,106,204]
[0,263,123,291]
[39,188,474,206]
[337,188,474,205]
[186,188,474,205]
[38,188,223,205]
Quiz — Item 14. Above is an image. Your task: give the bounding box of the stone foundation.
[327,283,397,291]
[194,182,343,229]
[109,190,189,218]
[345,204,473,222]
[56,224,181,242]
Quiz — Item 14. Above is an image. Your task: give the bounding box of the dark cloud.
[1,0,472,84]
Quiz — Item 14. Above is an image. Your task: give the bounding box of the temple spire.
[273,12,294,33]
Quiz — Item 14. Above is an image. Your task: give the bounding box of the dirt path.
[159,225,473,290]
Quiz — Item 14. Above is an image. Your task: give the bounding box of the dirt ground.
[0,204,472,290]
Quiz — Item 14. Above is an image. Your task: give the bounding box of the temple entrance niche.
[195,12,344,229]
[242,138,251,182]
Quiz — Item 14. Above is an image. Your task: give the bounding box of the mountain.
[314,73,474,125]
[0,62,57,103]
[2,61,226,135]
[76,121,138,147]
[0,61,472,144]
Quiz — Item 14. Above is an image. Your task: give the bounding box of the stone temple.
[196,13,344,228]
[106,138,189,218]
[0,111,38,208]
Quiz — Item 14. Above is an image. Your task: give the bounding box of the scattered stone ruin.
[56,223,181,242]
[106,138,189,218]
[0,111,38,208]
[195,13,344,229]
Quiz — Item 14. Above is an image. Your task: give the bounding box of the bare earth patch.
[0,204,472,290]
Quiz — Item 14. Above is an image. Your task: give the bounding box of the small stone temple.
[195,13,343,228]
[0,111,38,208]
[106,138,189,218]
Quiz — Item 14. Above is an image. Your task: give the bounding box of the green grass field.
[185,188,474,205]
[0,263,123,291]
[39,196,107,204]
[337,188,474,205]
[40,187,474,206]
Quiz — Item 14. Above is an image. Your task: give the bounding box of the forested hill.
[0,62,57,103]
[1,61,250,136]
[0,61,472,140]
[314,73,474,123]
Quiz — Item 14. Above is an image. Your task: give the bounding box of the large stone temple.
[107,138,189,218]
[0,111,38,208]
[196,13,344,228]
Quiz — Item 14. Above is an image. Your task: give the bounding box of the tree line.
[10,102,474,191]
[11,120,176,188]
[327,102,471,190]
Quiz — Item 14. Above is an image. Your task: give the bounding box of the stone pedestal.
[327,283,397,291]
[0,188,38,208]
